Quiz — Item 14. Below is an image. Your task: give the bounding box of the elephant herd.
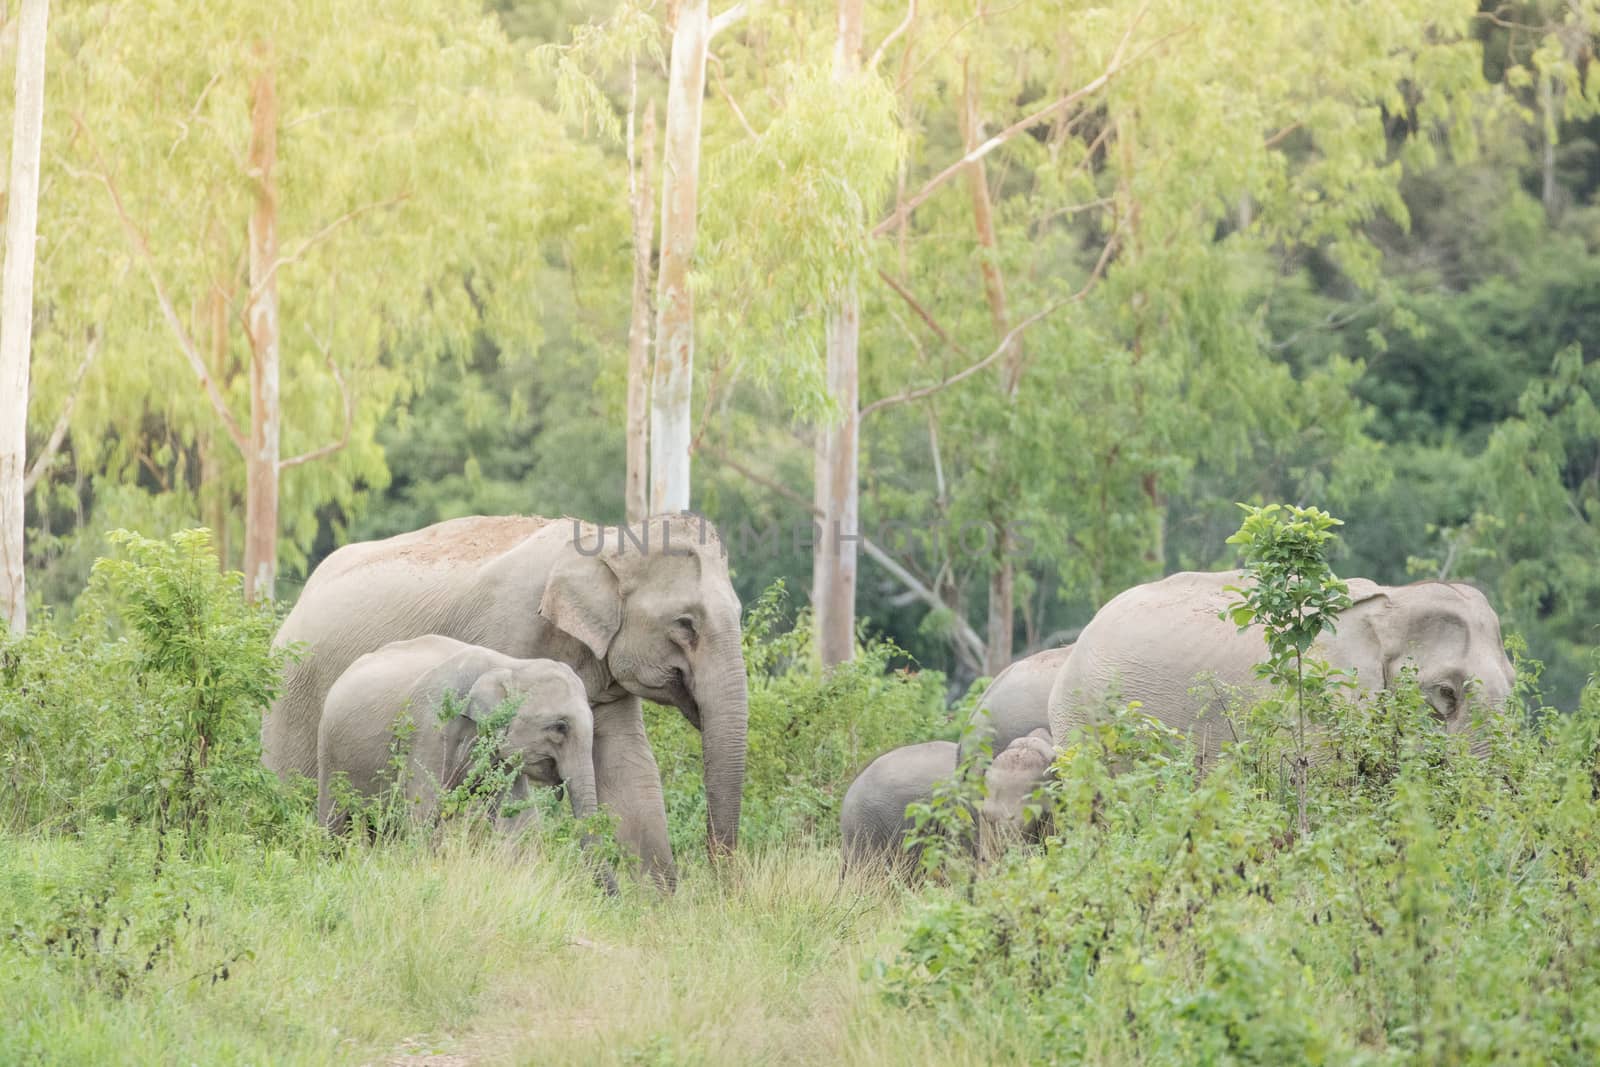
[842,569,1516,872]
[265,514,1516,887]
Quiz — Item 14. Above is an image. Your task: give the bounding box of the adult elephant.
[1049,571,1515,761]
[265,514,748,887]
[957,645,1074,768]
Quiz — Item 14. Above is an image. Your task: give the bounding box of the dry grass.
[0,828,1029,1065]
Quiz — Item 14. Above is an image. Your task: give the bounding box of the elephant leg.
[593,696,677,891]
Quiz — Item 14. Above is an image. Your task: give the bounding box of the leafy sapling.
[1222,503,1353,840]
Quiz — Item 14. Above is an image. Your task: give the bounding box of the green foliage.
[0,529,296,841]
[651,581,950,856]
[11,0,593,580]
[1224,504,1353,665]
[1223,503,1354,836]
[877,670,1600,1064]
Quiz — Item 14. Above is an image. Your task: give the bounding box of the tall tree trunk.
[626,99,656,523]
[813,0,865,667]
[813,293,860,666]
[203,286,231,568]
[962,57,1018,676]
[650,0,711,516]
[0,0,50,636]
[1540,71,1560,224]
[243,46,280,602]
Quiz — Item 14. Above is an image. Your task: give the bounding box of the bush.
[0,529,300,842]
[878,504,1600,1062]
[650,581,952,857]
[879,678,1600,1063]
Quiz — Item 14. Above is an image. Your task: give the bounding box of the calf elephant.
[266,514,749,888]
[317,635,595,833]
[958,645,1074,768]
[840,741,956,875]
[1049,570,1515,761]
[841,733,1060,875]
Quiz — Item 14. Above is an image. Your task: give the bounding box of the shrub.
[0,529,298,842]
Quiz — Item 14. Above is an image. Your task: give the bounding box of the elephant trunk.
[564,755,599,821]
[699,632,749,858]
[560,751,616,894]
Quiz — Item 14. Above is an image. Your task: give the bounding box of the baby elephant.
[978,729,1056,861]
[840,732,1061,875]
[318,634,597,832]
[840,741,956,875]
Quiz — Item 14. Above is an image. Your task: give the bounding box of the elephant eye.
[1439,684,1458,714]
[671,614,698,645]
[547,719,570,738]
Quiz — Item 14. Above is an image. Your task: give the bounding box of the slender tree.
[626,95,656,523]
[812,0,865,667]
[649,0,711,514]
[29,0,557,594]
[0,0,50,634]
[242,43,281,600]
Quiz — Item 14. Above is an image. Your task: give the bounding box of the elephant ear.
[538,550,622,661]
[1331,586,1396,689]
[438,671,510,793]
[464,668,515,725]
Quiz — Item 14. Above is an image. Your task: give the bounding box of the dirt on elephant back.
[381,515,558,567]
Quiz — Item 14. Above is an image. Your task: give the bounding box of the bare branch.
[695,440,812,512]
[709,0,754,40]
[867,0,916,73]
[1030,196,1113,233]
[67,115,248,452]
[708,53,758,140]
[1263,121,1302,149]
[894,0,1027,91]
[860,538,987,665]
[278,350,353,471]
[694,440,987,665]
[874,6,1173,238]
[862,230,1118,418]
[23,328,100,493]
[167,71,222,159]
[874,269,972,359]
[247,194,410,306]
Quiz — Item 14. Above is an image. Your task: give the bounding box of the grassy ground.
[0,830,1027,1066]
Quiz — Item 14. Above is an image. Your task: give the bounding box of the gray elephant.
[266,514,748,888]
[317,635,596,833]
[957,645,1074,768]
[977,729,1056,860]
[840,732,1060,874]
[1049,570,1515,761]
[840,741,956,874]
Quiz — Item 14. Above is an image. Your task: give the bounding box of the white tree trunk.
[812,0,865,667]
[626,100,656,523]
[243,48,280,602]
[813,292,860,666]
[0,0,50,636]
[962,59,1019,676]
[650,0,711,516]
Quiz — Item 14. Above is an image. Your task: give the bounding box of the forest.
[2,0,1600,1064]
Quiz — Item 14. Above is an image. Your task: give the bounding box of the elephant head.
[978,730,1055,861]
[462,663,598,821]
[537,514,748,856]
[1328,580,1516,735]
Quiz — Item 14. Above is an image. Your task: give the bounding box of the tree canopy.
[5,0,1599,703]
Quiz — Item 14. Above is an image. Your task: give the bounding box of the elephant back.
[1047,571,1276,758]
[959,645,1073,767]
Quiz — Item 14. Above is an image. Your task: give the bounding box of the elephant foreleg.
[593,696,677,891]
